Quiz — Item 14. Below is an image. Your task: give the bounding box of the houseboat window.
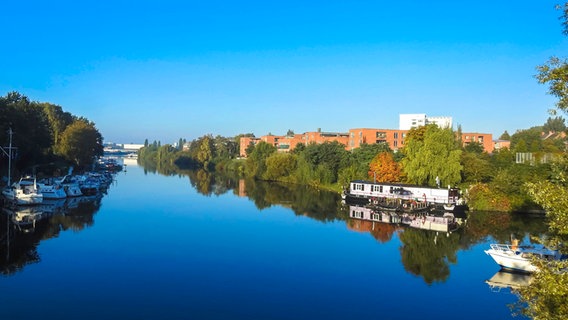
[389,186,393,194]
[373,213,380,220]
[352,210,363,219]
[380,186,383,192]
[353,183,364,191]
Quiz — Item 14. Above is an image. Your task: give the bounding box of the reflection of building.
[238,179,247,197]
[346,218,400,243]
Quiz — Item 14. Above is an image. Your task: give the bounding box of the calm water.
[0,159,545,320]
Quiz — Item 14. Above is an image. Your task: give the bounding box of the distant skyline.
[2,1,568,144]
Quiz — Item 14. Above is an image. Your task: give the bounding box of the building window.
[394,132,398,139]
[376,132,387,139]
[394,140,398,147]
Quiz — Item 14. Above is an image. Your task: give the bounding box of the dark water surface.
[0,160,544,319]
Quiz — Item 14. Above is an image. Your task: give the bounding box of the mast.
[1,128,14,186]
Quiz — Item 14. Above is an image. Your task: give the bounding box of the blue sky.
[1,1,567,144]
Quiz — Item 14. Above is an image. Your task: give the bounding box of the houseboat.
[343,180,463,208]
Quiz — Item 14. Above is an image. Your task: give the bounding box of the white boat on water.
[484,243,566,273]
[19,177,67,199]
[1,178,43,205]
[55,175,83,197]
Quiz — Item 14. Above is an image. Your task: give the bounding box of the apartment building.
[239,130,349,157]
[462,132,494,153]
[347,128,408,151]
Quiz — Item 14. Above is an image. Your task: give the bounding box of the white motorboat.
[2,178,43,205]
[19,176,67,199]
[55,175,83,197]
[484,243,565,273]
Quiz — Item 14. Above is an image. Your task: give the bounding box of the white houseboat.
[344,180,462,207]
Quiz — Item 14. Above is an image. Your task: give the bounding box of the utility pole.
[0,128,15,186]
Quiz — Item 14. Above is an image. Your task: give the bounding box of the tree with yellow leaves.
[368,151,401,182]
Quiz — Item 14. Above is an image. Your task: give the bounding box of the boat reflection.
[347,204,466,233]
[0,194,105,275]
[485,270,533,292]
[3,207,44,233]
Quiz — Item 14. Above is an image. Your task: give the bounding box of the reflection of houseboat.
[343,180,463,208]
[485,270,533,292]
[484,243,566,273]
[401,213,460,233]
[347,205,462,233]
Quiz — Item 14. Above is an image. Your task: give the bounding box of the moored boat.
[343,180,464,209]
[484,243,566,273]
[1,177,43,205]
[19,176,67,199]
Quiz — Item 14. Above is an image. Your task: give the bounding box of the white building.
[399,114,452,130]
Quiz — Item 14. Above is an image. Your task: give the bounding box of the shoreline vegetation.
[1,92,104,185]
[137,120,567,215]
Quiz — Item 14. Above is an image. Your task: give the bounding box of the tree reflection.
[137,164,558,285]
[399,228,461,284]
[0,196,102,276]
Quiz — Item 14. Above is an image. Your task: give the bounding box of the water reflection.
[485,271,533,292]
[1,195,103,276]
[176,170,552,285]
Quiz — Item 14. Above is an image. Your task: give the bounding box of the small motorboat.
[484,243,566,273]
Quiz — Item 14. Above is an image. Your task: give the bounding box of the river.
[0,158,545,319]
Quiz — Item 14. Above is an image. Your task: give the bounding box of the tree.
[351,143,392,179]
[301,141,350,183]
[499,130,511,140]
[461,152,492,183]
[543,116,566,132]
[56,119,104,167]
[463,141,484,154]
[245,141,276,179]
[263,153,297,181]
[515,5,568,319]
[401,125,462,187]
[368,151,401,182]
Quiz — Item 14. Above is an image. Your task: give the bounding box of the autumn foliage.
[368,152,401,182]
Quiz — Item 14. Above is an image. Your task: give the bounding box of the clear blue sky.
[1,0,567,144]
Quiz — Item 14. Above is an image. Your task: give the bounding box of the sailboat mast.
[7,127,12,186]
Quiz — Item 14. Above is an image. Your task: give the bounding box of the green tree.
[401,125,462,187]
[302,141,350,184]
[245,141,276,179]
[351,142,392,179]
[56,119,104,167]
[461,152,492,183]
[263,152,297,181]
[499,130,511,140]
[515,5,568,319]
[543,116,566,132]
